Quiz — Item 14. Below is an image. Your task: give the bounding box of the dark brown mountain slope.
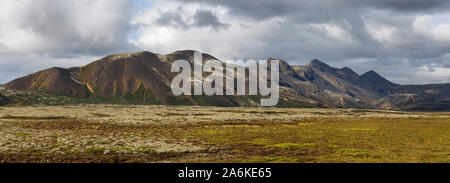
[4,51,267,107]
[4,67,90,97]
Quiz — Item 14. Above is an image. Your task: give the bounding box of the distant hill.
[2,50,449,110]
[375,84,450,110]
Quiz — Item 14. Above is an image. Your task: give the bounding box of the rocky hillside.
[4,51,265,107]
[3,50,449,110]
[375,84,450,110]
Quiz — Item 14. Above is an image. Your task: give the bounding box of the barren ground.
[0,104,448,163]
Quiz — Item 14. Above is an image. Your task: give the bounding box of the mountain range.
[1,50,449,110]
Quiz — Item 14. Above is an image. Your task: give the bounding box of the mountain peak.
[309,59,325,64]
[267,58,305,81]
[170,50,198,55]
[168,50,219,62]
[361,70,381,78]
[307,59,334,72]
[308,59,329,66]
[360,70,397,87]
[336,67,360,81]
[341,67,353,71]
[107,51,151,60]
[339,67,358,75]
[268,57,290,66]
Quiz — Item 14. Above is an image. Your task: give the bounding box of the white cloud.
[131,0,286,60]
[415,64,450,84]
[0,0,135,83]
[413,13,450,41]
[0,53,98,84]
[0,0,134,55]
[309,23,354,44]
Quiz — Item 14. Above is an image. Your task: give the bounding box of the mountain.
[4,67,91,97]
[375,84,450,110]
[293,59,380,103]
[3,50,449,110]
[358,70,399,97]
[3,51,262,107]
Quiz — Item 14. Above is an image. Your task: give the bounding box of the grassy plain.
[0,105,448,163]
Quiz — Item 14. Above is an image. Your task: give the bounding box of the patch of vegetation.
[277,98,314,108]
[266,143,305,150]
[110,147,133,153]
[327,144,339,148]
[97,140,113,145]
[4,89,81,106]
[80,62,98,79]
[191,95,233,107]
[14,132,31,138]
[337,148,371,158]
[1,115,69,120]
[0,94,11,105]
[166,95,193,106]
[85,147,106,154]
[31,73,48,90]
[23,148,45,153]
[2,85,164,106]
[123,84,160,104]
[135,147,155,154]
[45,134,63,139]
[345,128,377,131]
[243,156,299,163]
[343,98,373,109]
[91,113,112,118]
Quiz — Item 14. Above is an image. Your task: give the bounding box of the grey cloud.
[177,0,297,20]
[156,8,189,29]
[365,0,450,12]
[178,0,450,20]
[170,0,450,84]
[16,0,137,56]
[1,0,449,84]
[155,8,229,30]
[0,0,137,83]
[0,53,90,84]
[193,10,230,29]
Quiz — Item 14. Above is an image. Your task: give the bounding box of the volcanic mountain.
[2,50,449,110]
[3,51,261,107]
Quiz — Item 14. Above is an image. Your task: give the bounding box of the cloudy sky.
[1,0,450,84]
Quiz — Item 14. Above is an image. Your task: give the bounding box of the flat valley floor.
[0,104,448,163]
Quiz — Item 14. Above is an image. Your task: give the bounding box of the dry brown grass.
[0,104,448,163]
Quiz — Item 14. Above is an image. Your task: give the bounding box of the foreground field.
[0,105,448,163]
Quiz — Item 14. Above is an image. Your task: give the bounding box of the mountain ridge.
[2,50,449,110]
